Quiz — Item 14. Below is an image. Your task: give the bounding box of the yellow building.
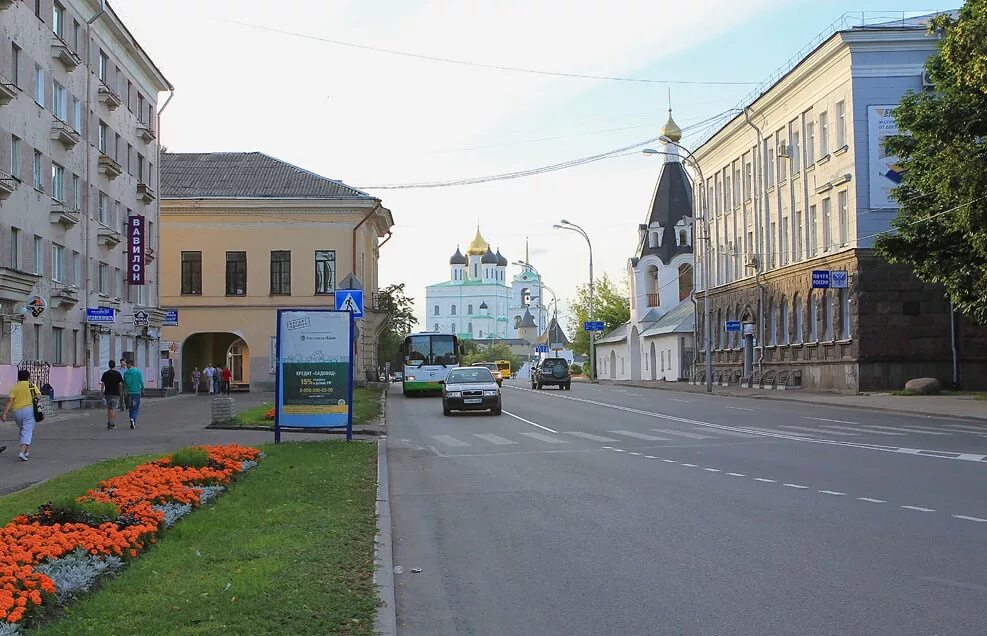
[159,152,393,391]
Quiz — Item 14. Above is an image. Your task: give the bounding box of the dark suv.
[532,357,571,390]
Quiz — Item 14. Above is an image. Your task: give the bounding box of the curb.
[373,393,397,636]
[610,381,987,423]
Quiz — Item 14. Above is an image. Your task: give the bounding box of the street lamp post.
[553,221,595,381]
[643,142,713,393]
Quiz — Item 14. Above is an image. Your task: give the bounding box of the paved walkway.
[0,392,328,496]
[605,379,987,421]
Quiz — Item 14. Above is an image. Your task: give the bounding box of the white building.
[596,110,696,382]
[0,0,172,405]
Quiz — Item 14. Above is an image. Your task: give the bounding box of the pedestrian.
[221,366,233,394]
[203,363,215,395]
[1,370,42,461]
[213,365,222,395]
[118,358,128,411]
[123,359,145,430]
[191,366,201,396]
[100,360,125,430]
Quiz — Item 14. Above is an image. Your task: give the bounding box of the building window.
[270,250,291,295]
[11,44,20,86]
[808,204,817,255]
[838,190,849,246]
[450,323,455,334]
[765,141,775,187]
[181,251,202,295]
[451,304,457,316]
[433,323,439,333]
[678,263,693,302]
[781,296,790,345]
[52,327,64,364]
[73,20,80,51]
[767,299,777,345]
[98,262,108,294]
[10,228,19,269]
[33,151,42,190]
[823,290,834,341]
[791,128,801,174]
[467,322,472,334]
[805,120,815,164]
[98,50,107,82]
[52,244,64,282]
[98,122,107,154]
[792,294,804,345]
[835,100,846,148]
[71,97,81,131]
[34,65,44,106]
[137,94,145,123]
[434,304,440,316]
[467,304,473,315]
[822,197,832,250]
[809,292,818,341]
[314,250,335,294]
[137,153,145,182]
[839,288,851,340]
[51,163,64,201]
[225,251,247,296]
[71,174,80,210]
[819,111,829,156]
[10,135,20,178]
[53,3,65,36]
[52,81,66,120]
[72,251,80,286]
[794,208,803,261]
[33,236,42,274]
[98,192,108,224]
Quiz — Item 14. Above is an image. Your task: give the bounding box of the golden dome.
[660,108,682,143]
[467,227,489,256]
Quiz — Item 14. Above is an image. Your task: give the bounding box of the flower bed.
[0,444,261,632]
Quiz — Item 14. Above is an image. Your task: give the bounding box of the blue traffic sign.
[86,307,115,324]
[725,320,741,332]
[584,321,605,331]
[334,289,364,317]
[811,270,831,288]
[535,345,549,353]
[163,310,179,326]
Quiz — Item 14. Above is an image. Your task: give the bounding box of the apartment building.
[0,0,172,404]
[690,12,987,392]
[159,152,394,391]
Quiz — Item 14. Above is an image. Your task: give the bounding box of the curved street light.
[553,220,595,381]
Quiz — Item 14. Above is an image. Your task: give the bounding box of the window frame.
[819,111,830,156]
[835,100,846,148]
[52,327,64,364]
[34,64,44,106]
[180,251,202,295]
[837,189,849,246]
[51,243,64,282]
[52,80,66,120]
[314,250,336,295]
[225,251,247,296]
[33,150,43,190]
[33,235,43,274]
[10,135,19,179]
[51,162,64,201]
[269,250,291,296]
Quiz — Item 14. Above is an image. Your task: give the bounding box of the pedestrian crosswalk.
[424,418,987,450]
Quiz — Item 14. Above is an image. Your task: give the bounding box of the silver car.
[442,367,502,416]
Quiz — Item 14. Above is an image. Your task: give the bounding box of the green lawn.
[26,441,379,635]
[233,388,383,428]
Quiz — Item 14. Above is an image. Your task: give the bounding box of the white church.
[426,228,547,341]
[595,111,697,381]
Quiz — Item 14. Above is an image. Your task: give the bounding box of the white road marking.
[724,406,754,411]
[644,455,657,459]
[864,424,951,436]
[703,468,721,472]
[694,428,758,438]
[818,490,846,496]
[921,576,987,592]
[612,448,626,452]
[650,428,714,439]
[628,452,643,456]
[680,463,697,467]
[783,483,809,489]
[941,424,987,433]
[669,398,691,403]
[753,478,776,483]
[745,426,816,437]
[953,515,987,523]
[565,431,620,442]
[780,425,859,436]
[857,497,886,503]
[473,434,517,445]
[626,393,644,397]
[662,459,677,463]
[432,435,469,447]
[901,505,935,512]
[817,424,906,436]
[726,472,746,477]
[807,417,859,425]
[897,425,962,434]
[503,410,558,433]
[520,431,570,444]
[610,430,671,441]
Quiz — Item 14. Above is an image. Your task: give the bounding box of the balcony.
[51,120,81,148]
[53,286,80,308]
[51,38,81,71]
[137,123,156,143]
[97,225,122,248]
[0,171,15,200]
[98,83,122,110]
[646,293,660,308]
[137,182,155,203]
[50,202,80,228]
[0,78,16,105]
[0,267,40,303]
[98,154,123,179]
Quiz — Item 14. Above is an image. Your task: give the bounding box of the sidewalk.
[0,392,327,496]
[605,379,987,422]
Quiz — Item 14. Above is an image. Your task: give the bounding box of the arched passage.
[629,326,642,381]
[181,332,251,393]
[649,341,657,380]
[609,350,617,380]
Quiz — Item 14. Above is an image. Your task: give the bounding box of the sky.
[111,0,957,330]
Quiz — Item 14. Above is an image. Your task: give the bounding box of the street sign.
[830,271,849,289]
[743,323,755,336]
[133,310,149,327]
[86,307,116,324]
[26,295,47,318]
[335,289,364,317]
[163,310,179,327]
[583,321,605,331]
[811,270,831,288]
[535,344,549,353]
[725,320,741,333]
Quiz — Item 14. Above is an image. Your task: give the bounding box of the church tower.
[466,227,488,280]
[449,247,466,284]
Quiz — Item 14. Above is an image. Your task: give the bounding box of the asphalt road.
[386,380,987,636]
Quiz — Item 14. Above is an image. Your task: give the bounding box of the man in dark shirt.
[100,360,125,430]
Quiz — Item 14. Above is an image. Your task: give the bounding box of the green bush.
[27,497,121,526]
[570,363,583,375]
[169,447,210,468]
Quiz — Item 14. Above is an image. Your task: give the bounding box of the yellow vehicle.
[496,360,512,379]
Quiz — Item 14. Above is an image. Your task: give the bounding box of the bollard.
[211,395,235,425]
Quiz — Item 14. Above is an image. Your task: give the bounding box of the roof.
[595,322,629,345]
[161,152,374,200]
[640,300,696,338]
[638,159,694,262]
[536,317,571,347]
[449,248,467,265]
[496,249,508,266]
[481,247,498,264]
[519,309,537,328]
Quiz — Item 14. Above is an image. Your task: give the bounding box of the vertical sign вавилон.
[128,215,145,285]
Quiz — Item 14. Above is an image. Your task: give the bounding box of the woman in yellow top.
[1,370,42,461]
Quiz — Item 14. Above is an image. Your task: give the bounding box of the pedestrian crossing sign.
[334,289,364,317]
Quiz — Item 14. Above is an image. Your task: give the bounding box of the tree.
[874,3,987,323]
[376,283,419,369]
[461,342,522,374]
[566,274,631,363]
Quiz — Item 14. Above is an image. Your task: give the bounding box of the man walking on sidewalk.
[118,358,128,412]
[100,360,124,430]
[203,363,215,395]
[123,360,145,430]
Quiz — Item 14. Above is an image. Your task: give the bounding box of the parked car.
[472,362,504,386]
[532,357,571,390]
[442,367,502,416]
